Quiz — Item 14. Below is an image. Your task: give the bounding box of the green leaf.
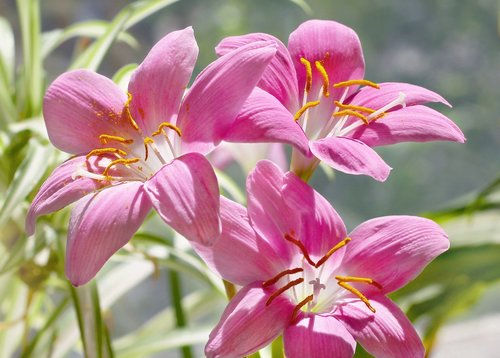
[42,21,138,59]
[17,0,43,116]
[125,0,180,29]
[69,9,132,71]
[112,63,138,91]
[0,139,52,229]
[288,0,312,14]
[0,17,17,126]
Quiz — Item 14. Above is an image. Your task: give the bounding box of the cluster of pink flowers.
[28,20,464,357]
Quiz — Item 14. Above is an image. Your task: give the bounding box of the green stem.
[168,268,193,358]
[223,280,237,300]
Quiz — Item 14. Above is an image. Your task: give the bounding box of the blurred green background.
[0,0,499,357]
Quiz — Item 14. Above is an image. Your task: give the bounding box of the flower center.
[73,93,182,183]
[292,55,407,141]
[262,231,382,322]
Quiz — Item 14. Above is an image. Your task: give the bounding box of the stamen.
[293,100,320,121]
[333,110,369,124]
[266,278,304,306]
[335,276,383,290]
[102,158,140,177]
[333,80,380,89]
[300,58,313,93]
[99,134,134,145]
[152,122,182,137]
[85,148,127,160]
[262,268,304,287]
[124,92,140,131]
[334,101,376,114]
[315,61,330,97]
[337,281,376,313]
[291,294,314,323]
[315,238,351,268]
[367,92,407,120]
[284,233,316,267]
[143,137,154,161]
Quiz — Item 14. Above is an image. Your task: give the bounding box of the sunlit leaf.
[42,21,138,59]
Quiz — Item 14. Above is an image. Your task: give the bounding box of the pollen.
[99,134,134,145]
[266,278,304,306]
[102,158,140,177]
[334,101,376,114]
[143,137,154,161]
[293,100,321,121]
[284,233,316,267]
[337,281,376,313]
[124,92,140,131]
[262,267,304,287]
[300,57,313,93]
[335,275,383,290]
[333,110,369,124]
[152,122,182,137]
[315,61,330,97]
[315,237,351,268]
[333,79,380,90]
[85,147,127,159]
[291,294,314,323]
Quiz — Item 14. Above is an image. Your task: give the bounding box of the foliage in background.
[0,0,498,357]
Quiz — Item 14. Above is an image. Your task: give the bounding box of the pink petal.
[341,216,449,295]
[26,156,106,236]
[205,283,293,358]
[192,196,286,286]
[43,69,130,154]
[346,82,451,109]
[349,105,466,146]
[310,136,392,182]
[282,172,347,259]
[143,152,221,246]
[224,88,310,155]
[283,314,356,358]
[335,295,425,358]
[66,182,151,286]
[247,160,299,265]
[177,41,277,155]
[128,27,198,134]
[288,20,365,101]
[216,33,300,111]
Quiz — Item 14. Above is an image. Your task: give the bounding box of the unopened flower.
[196,160,449,358]
[217,20,465,181]
[26,27,285,286]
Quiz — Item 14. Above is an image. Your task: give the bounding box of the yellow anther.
[315,237,351,268]
[293,100,321,121]
[300,57,313,93]
[85,148,127,160]
[102,158,140,177]
[152,122,182,137]
[335,276,383,290]
[124,92,140,131]
[315,61,330,97]
[370,113,386,121]
[99,134,134,145]
[337,281,376,313]
[143,137,154,161]
[333,80,380,89]
[333,110,369,124]
[291,294,314,323]
[334,101,375,114]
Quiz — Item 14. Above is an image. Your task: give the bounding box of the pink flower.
[195,161,449,358]
[217,20,465,181]
[25,27,286,286]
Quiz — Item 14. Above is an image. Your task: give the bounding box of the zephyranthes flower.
[217,20,465,181]
[195,161,449,358]
[25,27,292,286]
